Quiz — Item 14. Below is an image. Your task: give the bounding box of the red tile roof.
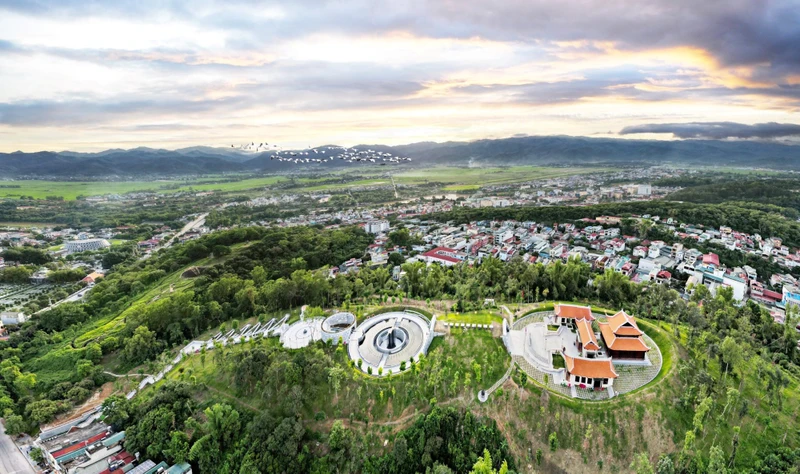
[423,247,462,264]
[50,432,107,458]
[564,355,618,379]
[702,253,720,266]
[599,322,650,352]
[576,319,600,351]
[606,311,644,337]
[554,304,594,321]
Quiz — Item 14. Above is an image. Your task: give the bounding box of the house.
[422,247,465,267]
[632,246,648,258]
[0,311,27,326]
[82,271,105,285]
[702,252,720,267]
[554,304,594,327]
[598,311,650,361]
[563,354,618,390]
[166,462,193,474]
[655,270,672,284]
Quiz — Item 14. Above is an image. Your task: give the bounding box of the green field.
[280,166,609,193]
[443,184,481,191]
[0,180,183,200]
[0,176,288,200]
[0,166,608,200]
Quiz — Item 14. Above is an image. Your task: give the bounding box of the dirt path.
[202,384,265,414]
[103,371,153,378]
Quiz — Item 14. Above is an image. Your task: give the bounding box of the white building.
[364,220,390,234]
[637,184,652,196]
[493,227,513,244]
[65,239,111,254]
[1,311,28,326]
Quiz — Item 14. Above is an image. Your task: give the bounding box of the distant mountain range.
[2,136,799,178]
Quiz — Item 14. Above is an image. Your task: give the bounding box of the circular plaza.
[348,310,435,376]
[321,311,356,344]
[280,318,323,349]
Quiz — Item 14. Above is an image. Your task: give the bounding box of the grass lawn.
[552,353,566,369]
[439,310,503,325]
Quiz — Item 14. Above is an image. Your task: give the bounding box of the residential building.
[365,220,390,234]
[421,247,466,266]
[0,311,27,325]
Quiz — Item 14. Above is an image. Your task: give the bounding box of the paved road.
[0,420,35,474]
[166,213,208,248]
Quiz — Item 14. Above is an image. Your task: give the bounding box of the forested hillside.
[4,214,800,473]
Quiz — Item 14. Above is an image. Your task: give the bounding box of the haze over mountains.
[2,136,800,178]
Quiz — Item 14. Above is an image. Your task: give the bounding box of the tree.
[720,336,742,375]
[388,252,405,266]
[202,403,241,450]
[467,448,509,474]
[30,447,44,464]
[85,343,103,364]
[631,453,654,474]
[122,325,164,365]
[707,445,729,474]
[328,420,354,473]
[549,432,558,452]
[328,366,345,398]
[76,359,94,379]
[26,399,60,425]
[212,245,231,257]
[3,414,26,435]
[655,454,675,474]
[166,431,190,464]
[102,395,131,430]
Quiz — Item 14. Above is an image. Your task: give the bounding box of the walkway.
[0,420,35,474]
[478,361,516,402]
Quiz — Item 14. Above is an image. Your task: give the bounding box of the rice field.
[0,165,608,200]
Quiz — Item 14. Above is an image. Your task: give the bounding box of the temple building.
[554,303,594,327]
[598,310,650,360]
[563,355,618,390]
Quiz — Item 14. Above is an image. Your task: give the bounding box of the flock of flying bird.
[231,142,413,166]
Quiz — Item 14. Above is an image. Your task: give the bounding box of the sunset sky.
[1,0,799,152]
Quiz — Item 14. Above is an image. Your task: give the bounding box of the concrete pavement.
[0,420,35,474]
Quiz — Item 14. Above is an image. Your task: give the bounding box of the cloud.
[2,0,800,150]
[619,121,800,140]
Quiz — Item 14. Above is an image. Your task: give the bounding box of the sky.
[1,0,799,152]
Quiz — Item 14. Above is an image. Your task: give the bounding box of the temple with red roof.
[598,310,651,360]
[554,303,594,328]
